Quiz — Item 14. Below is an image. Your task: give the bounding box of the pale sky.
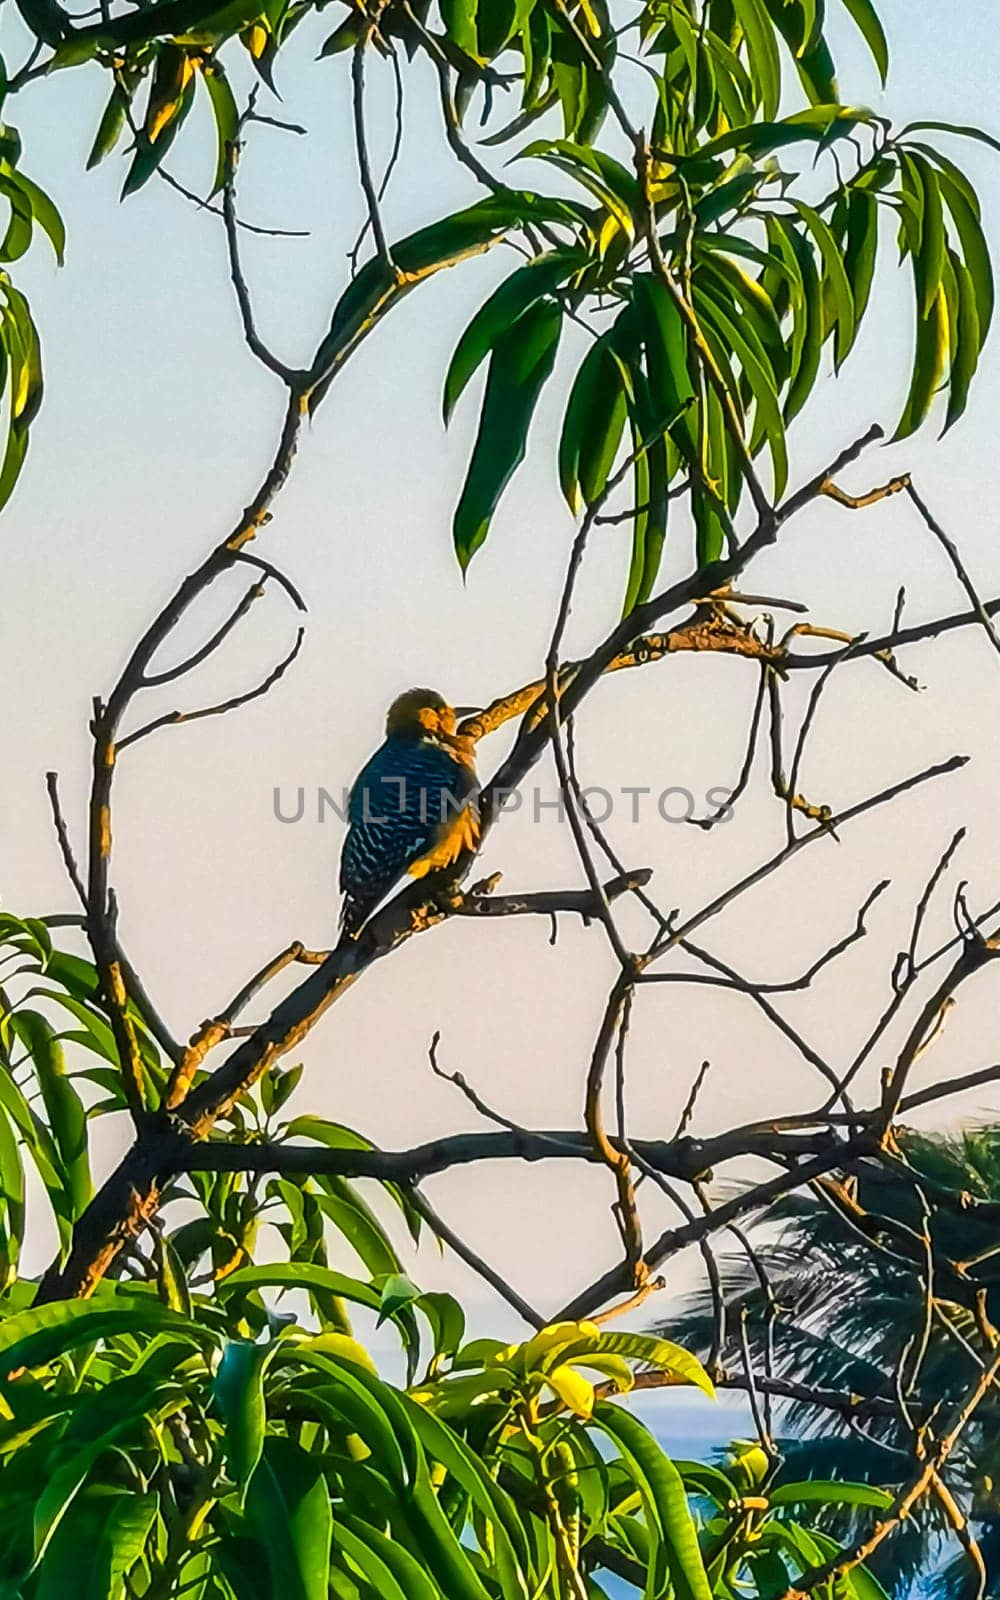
[3,0,1000,1431]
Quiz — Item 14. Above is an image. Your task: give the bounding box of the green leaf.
[675,1459,741,1505]
[4,278,43,430]
[635,273,696,430]
[10,1010,91,1217]
[838,0,888,82]
[414,1366,517,1414]
[202,59,238,196]
[215,1338,269,1494]
[310,192,581,413]
[945,253,982,429]
[283,1115,422,1244]
[0,176,33,263]
[894,281,948,440]
[794,201,856,368]
[218,1262,420,1354]
[282,1346,414,1484]
[699,250,788,384]
[937,164,995,339]
[691,104,871,166]
[155,1230,191,1315]
[559,335,602,513]
[415,1291,466,1362]
[621,402,656,616]
[901,119,1000,157]
[88,84,131,169]
[443,250,581,423]
[570,1331,715,1398]
[318,11,365,54]
[440,0,479,59]
[0,1051,73,1250]
[9,170,65,264]
[0,1294,205,1378]
[28,989,117,1060]
[577,335,629,506]
[31,1382,183,1572]
[121,69,197,197]
[283,1115,370,1149]
[402,1395,531,1588]
[518,140,638,236]
[377,1273,422,1327]
[848,1565,893,1600]
[769,1479,893,1511]
[795,33,838,106]
[732,0,781,118]
[246,1436,332,1600]
[695,284,787,497]
[408,1459,497,1599]
[843,187,879,327]
[593,1403,713,1600]
[0,1097,24,1285]
[767,214,822,421]
[901,151,945,319]
[36,1489,158,1600]
[334,1516,441,1600]
[315,1182,398,1277]
[453,297,561,569]
[745,1549,792,1596]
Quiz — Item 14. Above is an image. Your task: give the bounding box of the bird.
[338,688,480,939]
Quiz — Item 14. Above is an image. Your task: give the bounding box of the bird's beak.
[453,705,482,718]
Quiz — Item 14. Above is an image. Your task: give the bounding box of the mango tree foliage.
[0,0,991,603]
[0,917,894,1596]
[0,915,896,1600]
[0,0,993,607]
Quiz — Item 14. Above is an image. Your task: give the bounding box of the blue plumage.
[339,713,478,937]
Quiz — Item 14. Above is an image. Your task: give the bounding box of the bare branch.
[351,37,393,269]
[232,551,307,612]
[904,481,1000,664]
[221,106,301,383]
[45,772,182,1064]
[45,770,86,908]
[141,582,266,688]
[406,1185,545,1331]
[779,1350,1000,1598]
[451,868,653,922]
[117,628,305,751]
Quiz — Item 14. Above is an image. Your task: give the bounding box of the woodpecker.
[338,688,480,938]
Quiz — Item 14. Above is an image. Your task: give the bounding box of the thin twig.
[221,107,299,382]
[45,771,87,907]
[117,629,305,750]
[905,481,1000,663]
[141,583,266,687]
[407,1185,545,1330]
[351,37,393,269]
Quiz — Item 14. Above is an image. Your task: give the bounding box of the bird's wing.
[340,740,476,900]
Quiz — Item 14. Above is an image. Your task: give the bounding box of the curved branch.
[141,582,266,687]
[117,627,304,750]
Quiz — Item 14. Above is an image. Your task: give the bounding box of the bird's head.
[385,688,478,765]
[385,688,459,741]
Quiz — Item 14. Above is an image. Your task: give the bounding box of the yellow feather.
[407,805,480,879]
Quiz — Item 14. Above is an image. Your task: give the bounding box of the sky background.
[2,2,1000,1466]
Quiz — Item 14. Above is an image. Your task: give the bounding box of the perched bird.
[338,688,480,939]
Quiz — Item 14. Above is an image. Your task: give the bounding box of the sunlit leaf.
[215,1338,270,1493]
[452,296,561,569]
[246,1436,332,1600]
